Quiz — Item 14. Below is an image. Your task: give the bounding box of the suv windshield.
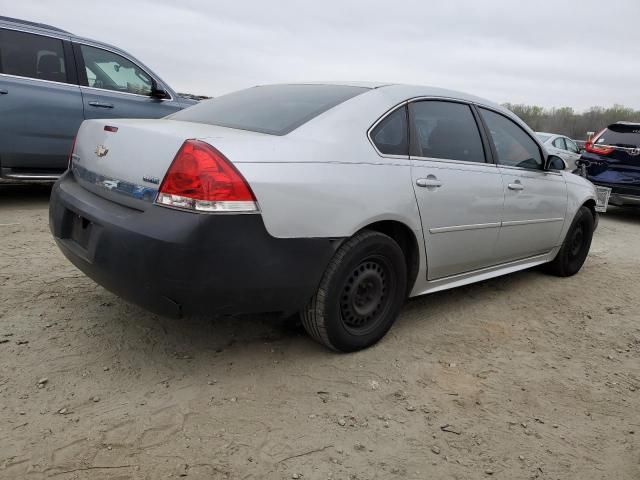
[596,124,640,147]
[168,84,368,135]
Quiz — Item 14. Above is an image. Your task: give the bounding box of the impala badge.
[630,147,640,156]
[95,145,109,157]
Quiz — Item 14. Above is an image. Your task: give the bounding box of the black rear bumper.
[49,172,337,317]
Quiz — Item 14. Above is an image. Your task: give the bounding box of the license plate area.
[595,186,612,213]
[70,213,93,249]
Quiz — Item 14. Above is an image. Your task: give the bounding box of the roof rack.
[0,16,71,34]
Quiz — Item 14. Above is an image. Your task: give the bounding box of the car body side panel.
[235,160,422,238]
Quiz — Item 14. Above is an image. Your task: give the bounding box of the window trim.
[408,98,492,166]
[0,26,76,87]
[73,41,174,101]
[476,105,547,172]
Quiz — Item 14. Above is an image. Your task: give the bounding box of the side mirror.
[150,81,169,99]
[547,155,567,171]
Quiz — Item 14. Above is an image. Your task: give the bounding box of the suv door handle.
[88,101,114,108]
[0,89,8,95]
[508,181,524,191]
[416,176,442,188]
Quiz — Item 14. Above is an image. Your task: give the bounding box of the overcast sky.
[3,0,639,110]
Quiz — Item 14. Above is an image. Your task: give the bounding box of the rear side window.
[596,124,640,147]
[410,101,486,163]
[553,137,566,149]
[371,106,408,155]
[565,138,579,153]
[479,108,543,170]
[0,29,67,83]
[169,84,368,135]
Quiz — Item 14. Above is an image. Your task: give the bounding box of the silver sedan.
[536,132,582,170]
[50,82,598,352]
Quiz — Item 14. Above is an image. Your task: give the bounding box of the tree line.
[502,104,640,141]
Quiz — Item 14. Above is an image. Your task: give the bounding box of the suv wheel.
[301,230,407,352]
[545,206,594,277]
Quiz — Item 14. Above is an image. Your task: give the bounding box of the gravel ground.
[1,183,639,480]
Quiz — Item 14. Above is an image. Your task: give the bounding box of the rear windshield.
[536,133,551,142]
[168,84,368,135]
[596,124,640,147]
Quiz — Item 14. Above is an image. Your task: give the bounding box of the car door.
[407,100,505,280]
[561,137,581,170]
[0,28,83,176]
[478,107,568,263]
[74,43,183,121]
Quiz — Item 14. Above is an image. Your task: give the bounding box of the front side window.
[553,137,566,150]
[480,108,543,170]
[80,45,152,96]
[371,106,408,155]
[0,29,67,83]
[410,101,486,163]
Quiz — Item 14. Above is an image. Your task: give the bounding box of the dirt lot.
[0,183,639,480]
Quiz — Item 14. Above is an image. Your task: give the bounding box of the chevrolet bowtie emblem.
[95,145,109,157]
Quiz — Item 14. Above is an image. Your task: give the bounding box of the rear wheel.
[545,206,594,277]
[301,230,407,352]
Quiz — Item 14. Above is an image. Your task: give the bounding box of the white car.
[50,82,598,352]
[536,132,582,170]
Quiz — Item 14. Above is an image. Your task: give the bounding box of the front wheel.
[545,206,594,277]
[301,230,407,352]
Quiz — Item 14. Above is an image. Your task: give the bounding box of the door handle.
[0,89,8,95]
[508,182,524,191]
[88,101,114,108]
[416,177,442,188]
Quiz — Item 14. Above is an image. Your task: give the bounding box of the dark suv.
[581,122,640,207]
[0,16,196,181]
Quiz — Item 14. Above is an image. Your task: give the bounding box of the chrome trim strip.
[0,72,79,89]
[72,164,157,202]
[501,217,564,227]
[429,222,500,234]
[2,172,61,181]
[411,155,498,168]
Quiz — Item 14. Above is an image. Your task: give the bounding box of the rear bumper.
[49,172,337,317]
[590,181,640,207]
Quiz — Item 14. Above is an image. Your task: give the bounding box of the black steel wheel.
[301,230,407,352]
[545,206,595,277]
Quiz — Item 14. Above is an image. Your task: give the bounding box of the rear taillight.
[585,129,614,156]
[156,139,258,213]
[67,136,77,169]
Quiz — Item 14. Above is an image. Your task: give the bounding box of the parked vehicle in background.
[580,122,640,207]
[0,16,196,181]
[536,132,582,170]
[50,82,599,352]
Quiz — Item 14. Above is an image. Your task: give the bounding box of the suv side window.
[79,44,152,96]
[564,138,579,153]
[410,101,486,163]
[371,106,408,155]
[479,108,543,170]
[553,137,566,150]
[0,29,68,83]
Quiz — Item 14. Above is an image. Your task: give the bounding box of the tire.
[545,206,594,277]
[301,230,407,352]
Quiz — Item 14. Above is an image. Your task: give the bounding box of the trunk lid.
[71,118,269,210]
